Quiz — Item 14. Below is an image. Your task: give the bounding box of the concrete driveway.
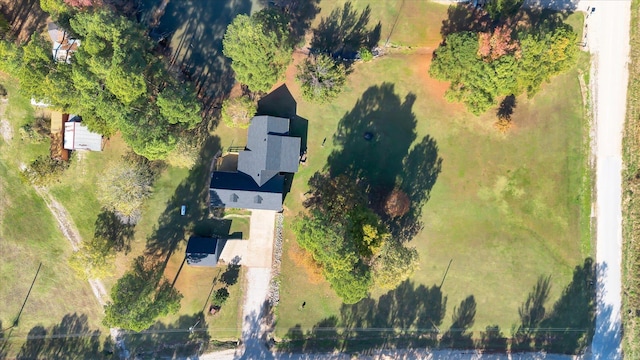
[219,210,276,268]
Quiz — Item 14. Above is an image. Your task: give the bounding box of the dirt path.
[33,187,115,308]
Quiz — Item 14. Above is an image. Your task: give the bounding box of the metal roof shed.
[63,121,103,151]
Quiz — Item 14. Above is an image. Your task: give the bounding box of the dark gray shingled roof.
[238,116,301,186]
[210,171,284,211]
[186,237,221,267]
[210,115,301,211]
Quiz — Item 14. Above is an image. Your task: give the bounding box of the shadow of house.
[210,115,301,211]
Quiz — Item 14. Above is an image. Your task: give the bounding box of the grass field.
[0,78,104,356]
[267,3,592,352]
[622,0,640,357]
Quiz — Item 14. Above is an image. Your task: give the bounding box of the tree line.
[430,6,578,117]
[0,3,202,160]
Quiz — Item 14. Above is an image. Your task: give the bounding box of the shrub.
[23,155,69,186]
[221,96,257,129]
[212,288,230,307]
[494,117,513,134]
[359,47,373,62]
[19,116,50,143]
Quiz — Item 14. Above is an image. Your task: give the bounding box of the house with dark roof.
[186,237,222,267]
[210,116,301,211]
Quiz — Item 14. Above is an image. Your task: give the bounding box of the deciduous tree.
[221,96,257,129]
[296,54,347,103]
[373,241,419,290]
[97,157,154,223]
[70,236,115,280]
[384,188,411,218]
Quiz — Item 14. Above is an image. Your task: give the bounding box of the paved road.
[581,1,631,359]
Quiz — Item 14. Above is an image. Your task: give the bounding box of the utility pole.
[13,262,42,327]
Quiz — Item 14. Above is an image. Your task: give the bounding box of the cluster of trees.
[0,6,202,160]
[294,173,419,304]
[429,14,578,115]
[103,256,182,332]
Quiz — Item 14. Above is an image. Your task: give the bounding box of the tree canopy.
[221,96,257,129]
[294,173,420,303]
[4,8,202,160]
[103,257,182,332]
[97,155,156,223]
[223,11,294,93]
[429,19,577,115]
[296,54,347,103]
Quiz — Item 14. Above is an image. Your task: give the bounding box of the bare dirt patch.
[0,119,11,143]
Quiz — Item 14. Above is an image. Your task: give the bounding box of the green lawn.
[269,4,591,352]
[0,78,104,356]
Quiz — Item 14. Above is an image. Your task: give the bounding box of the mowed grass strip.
[622,0,640,357]
[274,9,589,340]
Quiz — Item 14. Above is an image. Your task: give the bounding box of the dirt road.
[581,1,631,359]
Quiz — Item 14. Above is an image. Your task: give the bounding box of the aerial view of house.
[0,0,635,359]
[210,115,301,211]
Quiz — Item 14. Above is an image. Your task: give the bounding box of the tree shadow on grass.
[144,136,222,267]
[512,258,596,354]
[326,83,442,241]
[258,0,321,46]
[94,208,135,254]
[280,280,447,353]
[139,0,253,117]
[16,314,104,360]
[440,295,477,349]
[497,94,517,121]
[123,313,210,359]
[440,4,491,38]
[310,1,381,60]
